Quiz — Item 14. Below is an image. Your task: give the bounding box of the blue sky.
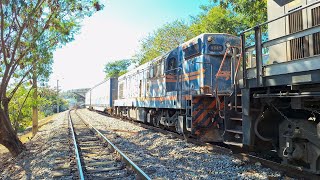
[50,0,210,90]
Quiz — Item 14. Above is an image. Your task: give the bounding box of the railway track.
[66,110,150,180]
[91,110,319,180]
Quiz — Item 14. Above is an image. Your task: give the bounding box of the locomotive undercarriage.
[115,105,224,142]
[115,106,187,132]
[251,86,320,173]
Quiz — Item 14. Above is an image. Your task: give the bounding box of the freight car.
[85,78,118,113]
[86,0,320,174]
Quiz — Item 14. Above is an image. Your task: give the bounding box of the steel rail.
[94,110,320,179]
[75,111,151,180]
[68,110,85,180]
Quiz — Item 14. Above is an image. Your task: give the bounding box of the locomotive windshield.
[183,42,202,60]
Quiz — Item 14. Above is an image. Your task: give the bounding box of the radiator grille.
[288,10,309,60]
[312,6,320,55]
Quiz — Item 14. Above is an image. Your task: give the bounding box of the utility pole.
[57,79,59,113]
[32,65,38,136]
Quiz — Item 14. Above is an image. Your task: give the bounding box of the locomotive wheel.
[153,116,160,127]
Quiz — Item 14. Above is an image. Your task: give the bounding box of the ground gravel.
[0,112,71,180]
[0,109,294,179]
[77,109,291,180]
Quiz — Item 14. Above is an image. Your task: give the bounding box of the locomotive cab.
[181,33,240,96]
[178,33,241,141]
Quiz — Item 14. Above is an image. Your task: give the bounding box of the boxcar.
[86,78,118,113]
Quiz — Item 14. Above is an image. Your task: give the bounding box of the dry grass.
[0,114,57,155]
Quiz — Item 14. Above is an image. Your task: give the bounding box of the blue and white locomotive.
[86,0,320,174]
[112,33,240,141]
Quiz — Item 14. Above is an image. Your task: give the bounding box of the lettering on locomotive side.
[208,44,223,52]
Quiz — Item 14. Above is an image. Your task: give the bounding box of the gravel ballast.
[77,109,286,179]
[0,109,290,179]
[0,112,71,179]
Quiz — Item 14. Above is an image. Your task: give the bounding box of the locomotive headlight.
[225,42,231,48]
[208,36,214,42]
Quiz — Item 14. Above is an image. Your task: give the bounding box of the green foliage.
[212,0,267,28]
[135,20,194,65]
[9,86,34,131]
[8,85,68,132]
[104,59,131,78]
[134,1,267,65]
[0,0,103,140]
[0,0,104,103]
[39,87,68,116]
[189,6,243,36]
[9,85,44,132]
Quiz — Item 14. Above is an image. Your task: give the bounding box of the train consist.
[86,0,320,174]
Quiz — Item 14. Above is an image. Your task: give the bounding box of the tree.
[212,0,267,28]
[38,86,68,115]
[189,6,243,36]
[135,20,194,65]
[104,59,131,78]
[9,84,35,133]
[0,0,103,156]
[9,85,68,134]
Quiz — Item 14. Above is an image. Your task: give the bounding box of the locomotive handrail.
[263,25,320,48]
[240,1,320,34]
[240,1,320,88]
[164,67,182,74]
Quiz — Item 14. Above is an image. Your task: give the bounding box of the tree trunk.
[32,67,38,136]
[0,104,25,157]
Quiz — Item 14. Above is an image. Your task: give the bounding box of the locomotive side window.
[166,57,177,75]
[153,64,158,77]
[160,60,164,76]
[183,38,202,60]
[149,60,164,78]
[149,66,153,78]
[139,80,142,97]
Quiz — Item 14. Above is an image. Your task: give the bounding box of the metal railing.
[240,1,320,88]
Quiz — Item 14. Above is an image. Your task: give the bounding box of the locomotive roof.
[118,33,238,80]
[182,33,238,46]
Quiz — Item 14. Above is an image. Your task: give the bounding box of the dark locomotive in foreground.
[86,0,320,174]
